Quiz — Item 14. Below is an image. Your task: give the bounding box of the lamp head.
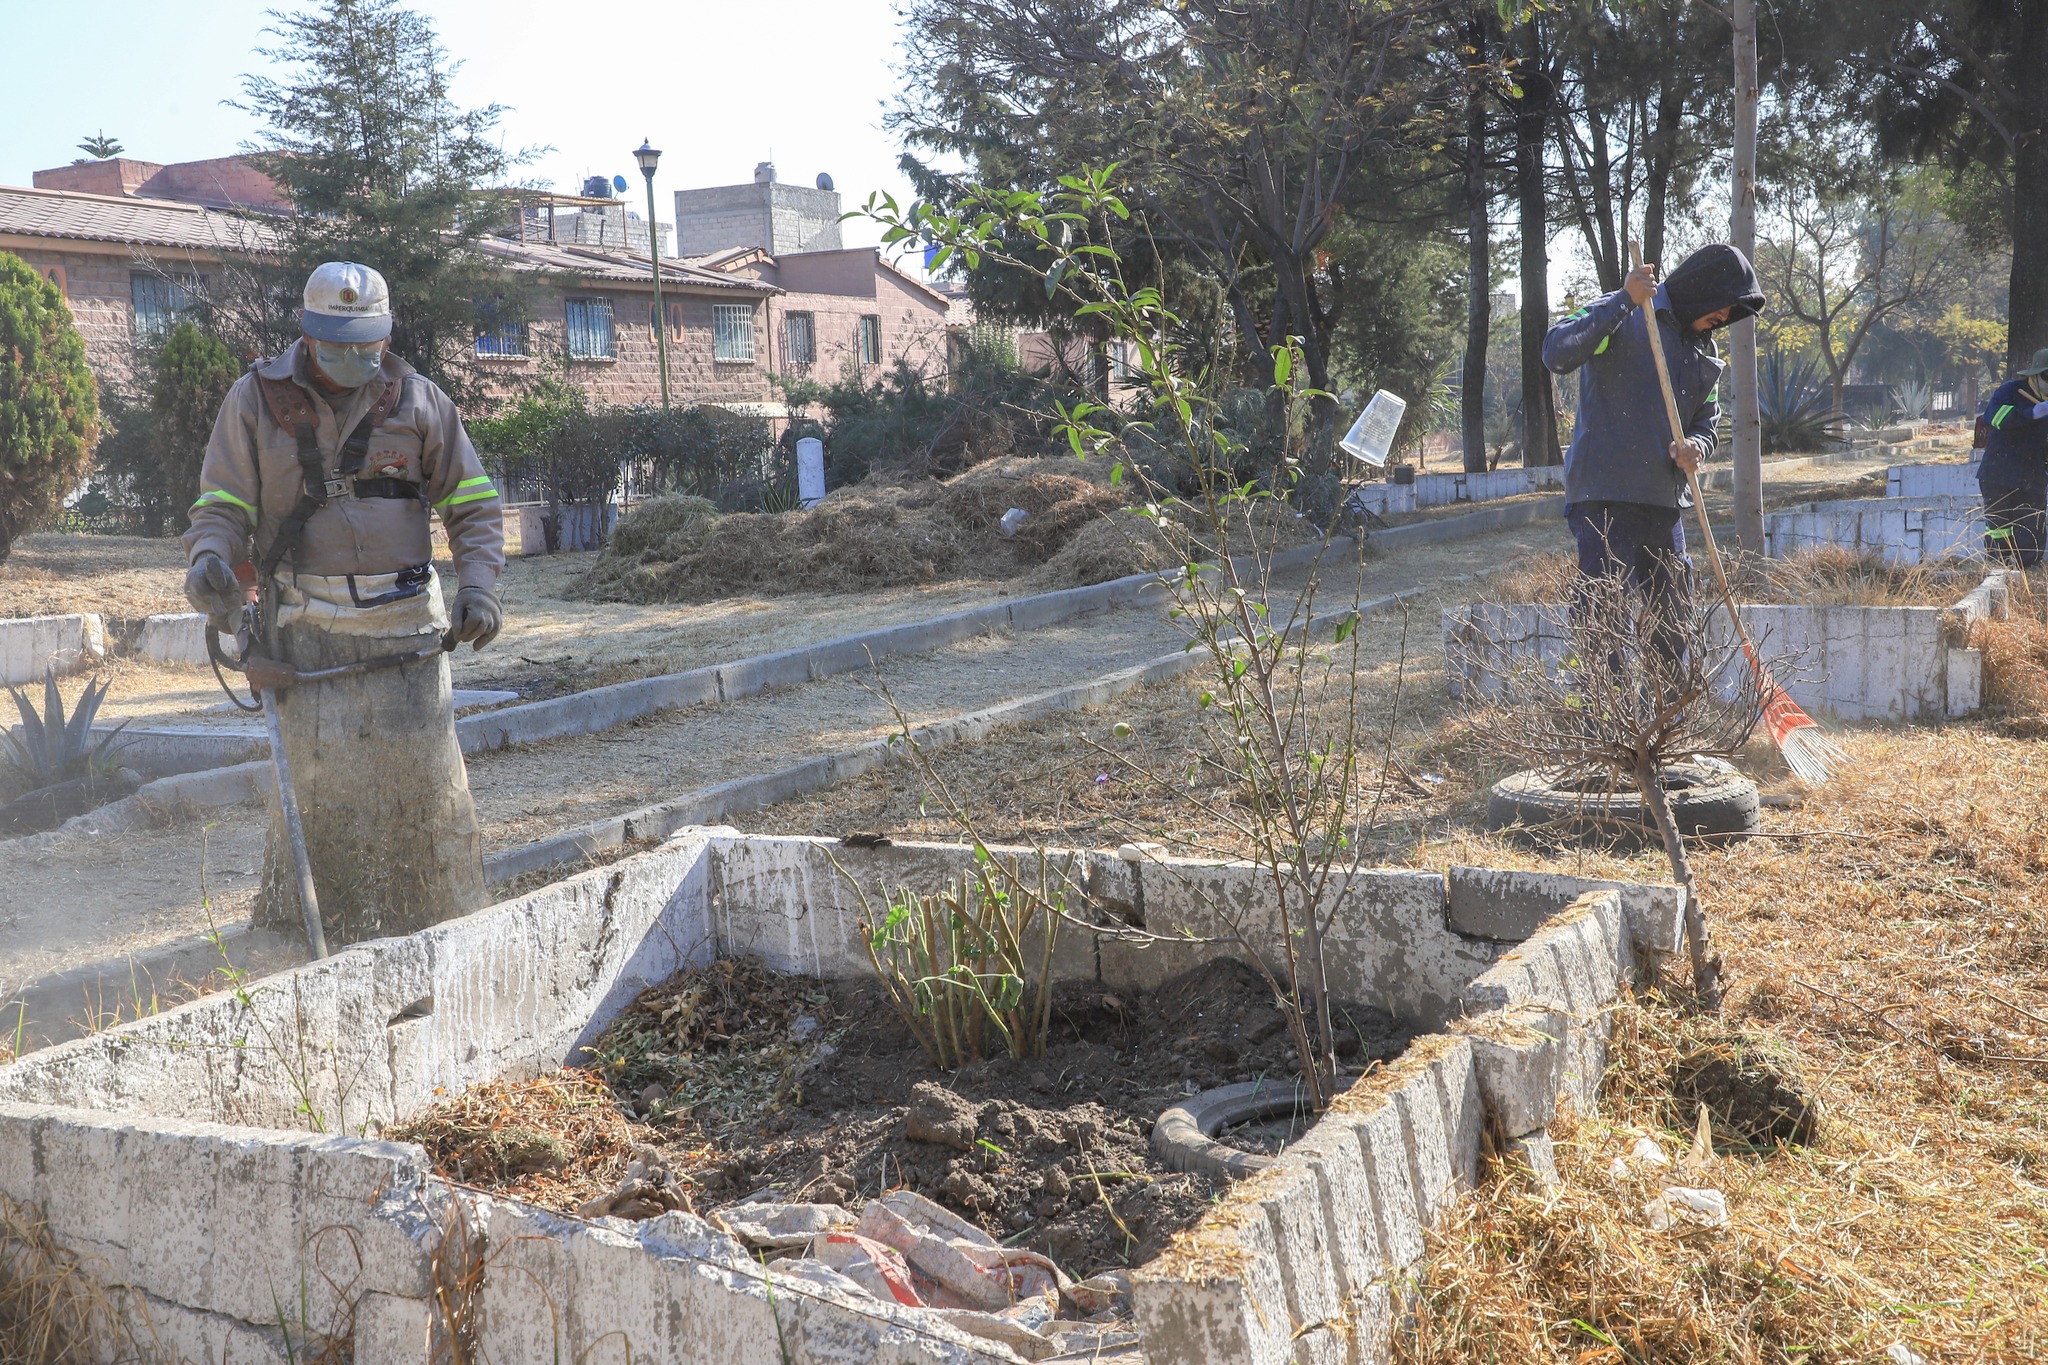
[634,140,661,176]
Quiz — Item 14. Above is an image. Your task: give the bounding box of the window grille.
[859,314,881,366]
[474,300,526,357]
[783,311,816,370]
[131,272,200,342]
[714,304,755,362]
[565,296,616,359]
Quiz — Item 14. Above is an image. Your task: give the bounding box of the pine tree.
[0,252,99,564]
[231,0,535,404]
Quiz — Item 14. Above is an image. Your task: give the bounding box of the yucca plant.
[2,669,130,792]
[1896,378,1932,422]
[1759,351,1845,454]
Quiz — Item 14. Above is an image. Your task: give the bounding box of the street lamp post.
[634,139,671,411]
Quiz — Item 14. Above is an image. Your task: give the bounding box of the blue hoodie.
[1545,286,1725,510]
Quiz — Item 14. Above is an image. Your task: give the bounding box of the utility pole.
[634,139,672,411]
[1728,0,1765,551]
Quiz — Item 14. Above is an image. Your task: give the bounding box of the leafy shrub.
[93,321,243,535]
[0,252,99,562]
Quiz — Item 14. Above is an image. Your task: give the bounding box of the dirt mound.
[1671,1034,1822,1148]
[397,955,1409,1281]
[584,457,1142,602]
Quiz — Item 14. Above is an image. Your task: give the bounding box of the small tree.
[872,171,1402,1112]
[1448,572,1770,1005]
[0,252,99,564]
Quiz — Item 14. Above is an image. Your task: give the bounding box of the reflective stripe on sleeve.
[1993,404,2015,428]
[192,488,258,519]
[1594,336,1611,355]
[435,476,498,509]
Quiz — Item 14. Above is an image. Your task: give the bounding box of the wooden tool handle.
[1628,239,1755,656]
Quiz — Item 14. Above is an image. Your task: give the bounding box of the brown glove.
[448,586,502,651]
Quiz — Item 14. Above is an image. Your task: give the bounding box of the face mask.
[313,341,385,389]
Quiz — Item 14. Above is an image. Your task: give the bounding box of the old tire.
[1152,1078,1312,1181]
[1487,762,1759,851]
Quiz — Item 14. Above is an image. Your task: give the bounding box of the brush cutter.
[1629,241,1846,785]
[204,563,455,960]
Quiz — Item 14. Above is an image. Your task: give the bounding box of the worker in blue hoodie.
[1543,244,1766,650]
[1976,349,2048,567]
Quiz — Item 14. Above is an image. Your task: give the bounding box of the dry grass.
[1486,546,1992,610]
[0,1192,128,1363]
[388,1070,641,1215]
[746,620,2048,1361]
[1976,572,2048,735]
[0,534,186,622]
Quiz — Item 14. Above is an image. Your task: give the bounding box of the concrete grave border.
[0,612,106,686]
[1763,495,1985,564]
[1442,570,2011,723]
[0,830,1676,1364]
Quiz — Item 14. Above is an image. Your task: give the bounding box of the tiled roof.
[476,237,777,293]
[0,184,283,254]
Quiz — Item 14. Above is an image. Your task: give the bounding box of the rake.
[1631,241,1847,784]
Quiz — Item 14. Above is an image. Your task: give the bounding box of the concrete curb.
[0,613,106,686]
[1368,495,1565,551]
[480,585,1428,886]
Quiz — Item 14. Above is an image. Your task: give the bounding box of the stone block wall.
[1347,464,1564,519]
[1444,574,2008,722]
[1888,461,1981,500]
[1764,496,1984,563]
[0,833,1674,1365]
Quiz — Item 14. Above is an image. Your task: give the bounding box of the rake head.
[1757,679,1848,785]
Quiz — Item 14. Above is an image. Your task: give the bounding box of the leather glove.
[184,554,243,630]
[448,586,502,651]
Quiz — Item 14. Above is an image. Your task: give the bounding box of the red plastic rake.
[1631,242,1846,785]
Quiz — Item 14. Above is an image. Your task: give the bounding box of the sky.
[0,0,927,253]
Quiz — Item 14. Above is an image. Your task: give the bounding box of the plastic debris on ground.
[727,1188,1137,1359]
[1643,1184,1729,1232]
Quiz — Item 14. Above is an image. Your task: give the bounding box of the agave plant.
[1896,378,1932,421]
[1759,351,1845,454]
[2,668,131,794]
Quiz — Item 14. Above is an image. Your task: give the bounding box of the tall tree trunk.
[1728,0,1766,551]
[1463,56,1492,474]
[1585,111,1622,291]
[1643,79,1683,269]
[1512,21,1561,468]
[2009,82,2048,365]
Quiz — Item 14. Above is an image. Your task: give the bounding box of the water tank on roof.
[816,172,835,192]
[754,161,776,185]
[581,175,613,199]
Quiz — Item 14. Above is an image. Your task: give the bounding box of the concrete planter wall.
[1888,461,1980,501]
[1347,464,1563,519]
[0,612,105,685]
[1444,572,2010,723]
[1764,495,1984,564]
[0,830,1676,1365]
[134,612,210,666]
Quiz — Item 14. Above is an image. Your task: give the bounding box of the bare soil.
[397,954,1409,1282]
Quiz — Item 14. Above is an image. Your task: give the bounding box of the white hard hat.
[301,262,393,343]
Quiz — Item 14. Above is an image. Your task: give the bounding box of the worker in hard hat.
[182,262,504,946]
[1977,349,2048,568]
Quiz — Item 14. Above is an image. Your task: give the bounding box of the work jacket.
[1544,285,1722,511]
[1977,376,2048,492]
[183,340,504,593]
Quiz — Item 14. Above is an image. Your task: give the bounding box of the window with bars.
[714,304,754,362]
[565,296,616,359]
[131,272,200,342]
[859,314,881,366]
[474,300,526,358]
[783,311,816,370]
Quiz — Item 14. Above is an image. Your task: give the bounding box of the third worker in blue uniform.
[1977,349,2048,568]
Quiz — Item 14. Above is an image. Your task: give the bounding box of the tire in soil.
[1486,762,1759,851]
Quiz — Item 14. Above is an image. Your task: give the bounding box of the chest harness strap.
[255,373,404,577]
